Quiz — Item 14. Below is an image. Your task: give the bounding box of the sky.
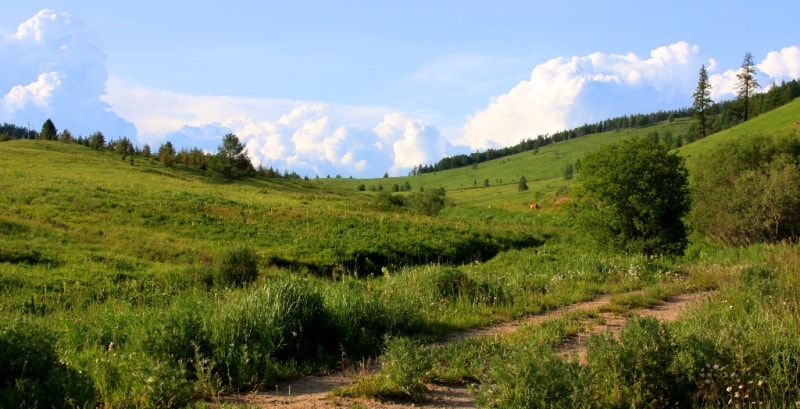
[2,1,799,178]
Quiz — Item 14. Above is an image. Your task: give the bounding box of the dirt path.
[213,291,713,409]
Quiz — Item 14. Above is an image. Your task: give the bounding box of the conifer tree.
[736,52,760,121]
[40,119,57,141]
[693,65,713,138]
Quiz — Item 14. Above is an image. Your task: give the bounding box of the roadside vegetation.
[2,83,800,407]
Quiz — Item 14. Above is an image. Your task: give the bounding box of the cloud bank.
[461,42,800,149]
[461,42,707,148]
[4,10,800,177]
[105,78,450,177]
[0,9,135,138]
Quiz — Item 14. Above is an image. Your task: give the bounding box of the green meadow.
[2,99,800,407]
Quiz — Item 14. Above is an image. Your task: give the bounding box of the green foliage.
[737,52,760,121]
[380,337,432,402]
[325,281,426,358]
[207,133,253,182]
[517,176,529,191]
[477,346,587,409]
[39,118,57,141]
[690,134,800,245]
[88,131,105,150]
[563,162,574,180]
[208,279,331,389]
[214,246,259,287]
[0,319,96,408]
[371,189,449,216]
[158,140,176,166]
[693,65,712,138]
[573,137,690,255]
[586,317,688,407]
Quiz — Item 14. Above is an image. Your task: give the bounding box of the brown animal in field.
[529,203,539,211]
[793,121,799,132]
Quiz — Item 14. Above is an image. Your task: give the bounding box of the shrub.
[572,137,690,255]
[0,319,96,408]
[214,246,259,287]
[434,268,507,306]
[477,346,587,409]
[326,280,426,359]
[208,279,331,389]
[381,337,432,402]
[691,134,800,245]
[143,295,213,380]
[586,316,689,407]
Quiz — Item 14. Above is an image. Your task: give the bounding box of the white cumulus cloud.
[105,79,447,177]
[461,42,706,149]
[3,71,61,112]
[0,9,135,138]
[758,46,800,81]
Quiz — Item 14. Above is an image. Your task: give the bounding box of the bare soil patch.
[212,291,713,408]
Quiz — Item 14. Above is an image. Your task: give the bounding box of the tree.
[736,52,760,121]
[88,131,105,150]
[39,119,57,141]
[158,141,176,166]
[207,133,253,182]
[572,137,690,255]
[58,129,73,143]
[692,65,713,138]
[518,176,529,191]
[563,163,575,180]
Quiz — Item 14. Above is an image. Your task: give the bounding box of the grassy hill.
[1,100,800,407]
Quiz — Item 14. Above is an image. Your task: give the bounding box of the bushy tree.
[691,135,800,245]
[39,119,57,141]
[518,176,529,191]
[158,141,176,166]
[207,133,253,182]
[88,131,105,150]
[572,137,690,255]
[58,129,73,143]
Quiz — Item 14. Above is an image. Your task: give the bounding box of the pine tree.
[693,65,713,138]
[736,52,760,121]
[40,119,57,141]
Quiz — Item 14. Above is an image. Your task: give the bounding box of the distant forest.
[410,79,800,176]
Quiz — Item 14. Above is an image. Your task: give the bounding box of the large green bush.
[572,137,690,256]
[0,319,96,408]
[691,134,800,245]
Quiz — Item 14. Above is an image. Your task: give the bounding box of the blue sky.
[2,1,799,177]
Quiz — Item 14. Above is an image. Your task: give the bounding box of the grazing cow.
[529,203,539,211]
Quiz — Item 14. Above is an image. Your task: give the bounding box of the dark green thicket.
[691,135,800,245]
[573,137,690,256]
[214,246,260,287]
[0,320,96,408]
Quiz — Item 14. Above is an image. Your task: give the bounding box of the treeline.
[0,120,304,182]
[412,78,800,176]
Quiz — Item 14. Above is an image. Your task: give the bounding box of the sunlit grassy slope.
[321,118,695,211]
[320,98,800,211]
[678,97,800,171]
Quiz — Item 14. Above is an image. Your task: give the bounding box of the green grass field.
[1,99,800,407]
